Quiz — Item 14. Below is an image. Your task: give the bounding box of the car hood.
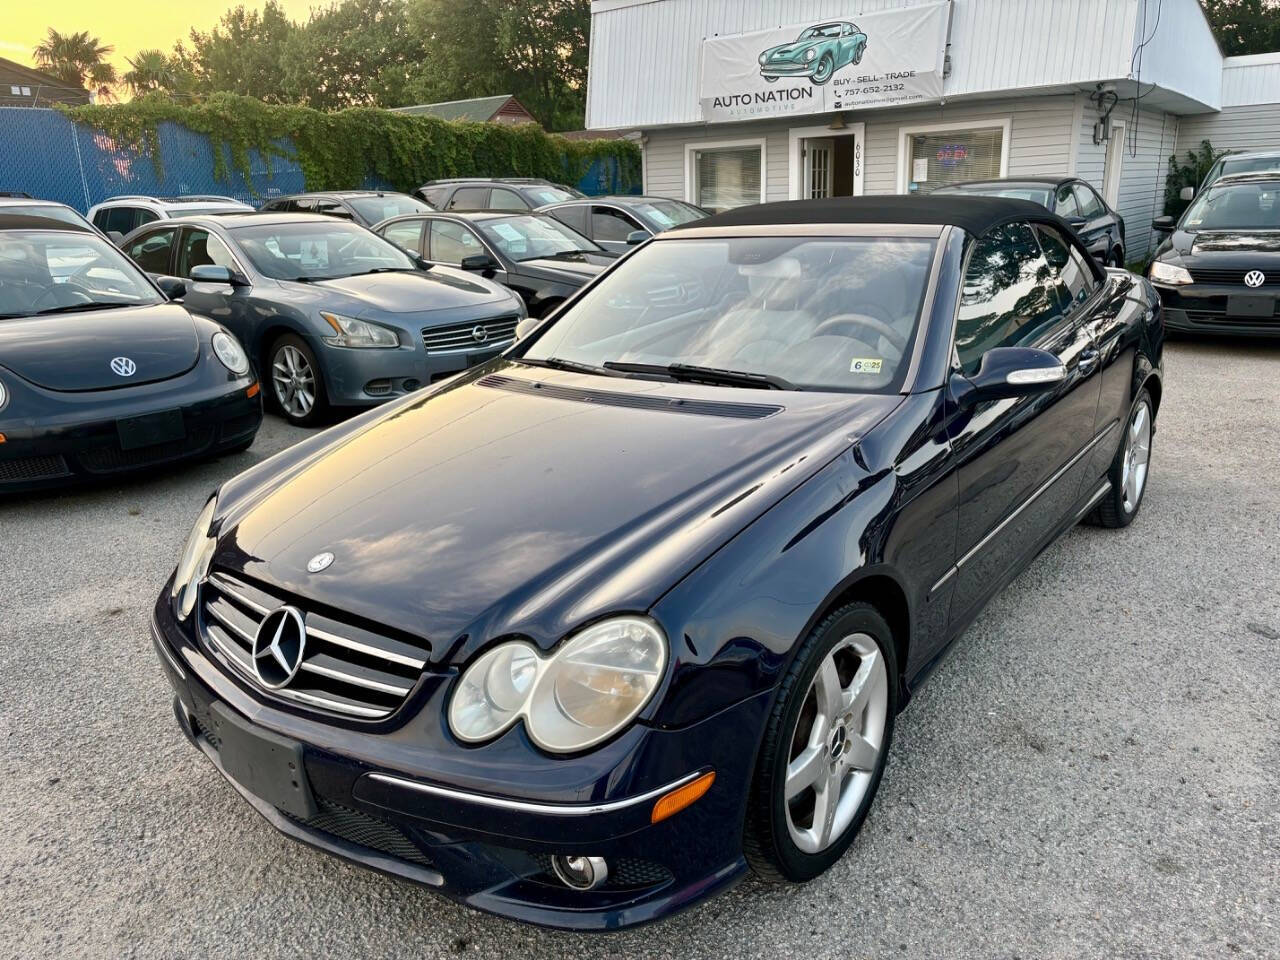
[214,362,900,662]
[294,269,509,314]
[517,253,614,281]
[0,301,198,391]
[1162,229,1280,263]
[764,40,818,60]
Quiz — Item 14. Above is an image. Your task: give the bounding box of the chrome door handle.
[1079,349,1100,374]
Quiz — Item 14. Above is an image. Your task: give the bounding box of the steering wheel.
[812,313,910,354]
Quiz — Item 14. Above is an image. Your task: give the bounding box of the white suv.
[87,195,255,240]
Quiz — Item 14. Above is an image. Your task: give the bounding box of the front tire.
[745,602,897,882]
[1088,389,1154,528]
[811,53,835,85]
[269,334,328,427]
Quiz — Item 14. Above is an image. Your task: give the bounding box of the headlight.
[320,312,400,348]
[759,51,768,64]
[448,617,667,753]
[805,48,818,61]
[170,498,217,620]
[1148,261,1193,286]
[211,330,250,375]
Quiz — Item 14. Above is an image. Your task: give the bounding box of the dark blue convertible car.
[152,196,1163,928]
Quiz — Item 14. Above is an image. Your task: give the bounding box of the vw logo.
[471,324,489,344]
[110,356,137,377]
[251,606,307,689]
[306,551,335,573]
[1244,270,1266,288]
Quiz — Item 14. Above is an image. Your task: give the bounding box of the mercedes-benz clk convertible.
[152,196,1164,929]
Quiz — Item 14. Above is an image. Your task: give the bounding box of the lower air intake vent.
[477,374,783,419]
[280,796,433,867]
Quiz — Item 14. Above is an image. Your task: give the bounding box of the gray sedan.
[120,213,526,425]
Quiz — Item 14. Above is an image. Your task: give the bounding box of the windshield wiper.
[31,301,134,316]
[516,356,622,377]
[343,267,415,276]
[603,361,795,390]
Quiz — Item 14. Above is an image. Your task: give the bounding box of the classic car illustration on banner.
[759,21,869,85]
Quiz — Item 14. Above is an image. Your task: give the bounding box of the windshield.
[231,221,416,280]
[633,200,707,229]
[476,215,601,261]
[1217,156,1280,180]
[347,193,433,222]
[0,204,91,228]
[522,236,935,392]
[528,186,576,206]
[0,229,162,318]
[800,24,843,39]
[935,185,1052,207]
[1182,182,1280,231]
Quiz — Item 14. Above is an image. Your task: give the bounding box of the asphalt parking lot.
[1,338,1276,959]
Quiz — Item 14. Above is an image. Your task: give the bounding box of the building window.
[899,121,1010,195]
[687,140,765,214]
[9,86,21,96]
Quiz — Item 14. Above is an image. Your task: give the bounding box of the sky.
[4,1,317,82]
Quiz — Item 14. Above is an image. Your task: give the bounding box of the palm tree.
[33,29,118,100]
[123,49,181,96]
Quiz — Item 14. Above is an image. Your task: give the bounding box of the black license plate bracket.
[116,409,185,450]
[210,702,317,819]
[1226,294,1275,318]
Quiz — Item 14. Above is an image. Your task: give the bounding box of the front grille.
[200,571,431,720]
[0,454,71,483]
[279,796,433,867]
[77,427,215,473]
[421,315,518,353]
[1189,268,1280,286]
[1184,308,1278,326]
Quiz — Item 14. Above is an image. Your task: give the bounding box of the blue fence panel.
[0,108,88,209]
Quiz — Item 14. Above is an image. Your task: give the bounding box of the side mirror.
[459,253,496,274]
[625,229,649,246]
[514,316,540,341]
[190,264,245,286]
[1151,215,1176,234]
[154,275,187,300]
[107,230,125,246]
[1179,186,1195,202]
[953,347,1067,407]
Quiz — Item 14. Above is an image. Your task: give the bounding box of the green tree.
[32,28,118,100]
[1200,0,1280,55]
[123,49,192,98]
[186,2,296,102]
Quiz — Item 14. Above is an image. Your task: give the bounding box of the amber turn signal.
[650,770,715,824]
[246,382,260,399]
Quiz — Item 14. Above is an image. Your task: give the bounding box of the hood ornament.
[307,551,335,573]
[110,356,137,377]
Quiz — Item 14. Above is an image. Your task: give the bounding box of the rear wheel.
[745,602,897,882]
[269,334,328,427]
[1088,389,1154,528]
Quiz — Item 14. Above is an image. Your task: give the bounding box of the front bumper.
[0,376,261,493]
[1154,282,1280,337]
[760,61,816,78]
[319,339,510,408]
[151,598,762,930]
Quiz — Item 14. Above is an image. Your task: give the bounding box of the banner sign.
[699,2,950,124]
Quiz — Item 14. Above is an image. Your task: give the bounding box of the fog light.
[551,855,608,891]
[364,378,392,396]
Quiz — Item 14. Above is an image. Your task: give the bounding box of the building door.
[804,138,834,199]
[1103,120,1126,207]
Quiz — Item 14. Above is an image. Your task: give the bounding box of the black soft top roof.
[680,196,1059,237]
[0,214,94,232]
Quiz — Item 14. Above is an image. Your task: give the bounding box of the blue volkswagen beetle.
[760,21,868,85]
[152,196,1164,929]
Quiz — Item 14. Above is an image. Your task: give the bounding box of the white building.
[585,0,1280,256]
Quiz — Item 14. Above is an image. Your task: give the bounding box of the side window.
[488,188,529,211]
[292,198,316,212]
[312,199,353,220]
[1074,184,1106,218]
[92,209,111,230]
[448,187,489,210]
[104,206,140,236]
[136,208,160,226]
[421,187,449,208]
[1034,224,1097,310]
[548,204,589,236]
[955,222,1064,375]
[428,220,484,264]
[1054,184,1080,219]
[591,206,642,243]
[263,198,294,212]
[124,227,178,274]
[381,220,424,255]
[176,228,237,278]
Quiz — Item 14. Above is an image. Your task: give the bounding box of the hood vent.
[477,374,783,420]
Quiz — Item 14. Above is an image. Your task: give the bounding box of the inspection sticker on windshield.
[850,358,884,375]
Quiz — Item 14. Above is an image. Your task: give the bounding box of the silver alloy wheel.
[1121,399,1152,514]
[784,633,889,854]
[272,344,316,419]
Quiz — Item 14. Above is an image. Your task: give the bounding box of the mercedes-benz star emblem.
[307,551,335,573]
[251,606,307,689]
[471,324,489,344]
[1244,270,1266,289]
[110,356,137,377]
